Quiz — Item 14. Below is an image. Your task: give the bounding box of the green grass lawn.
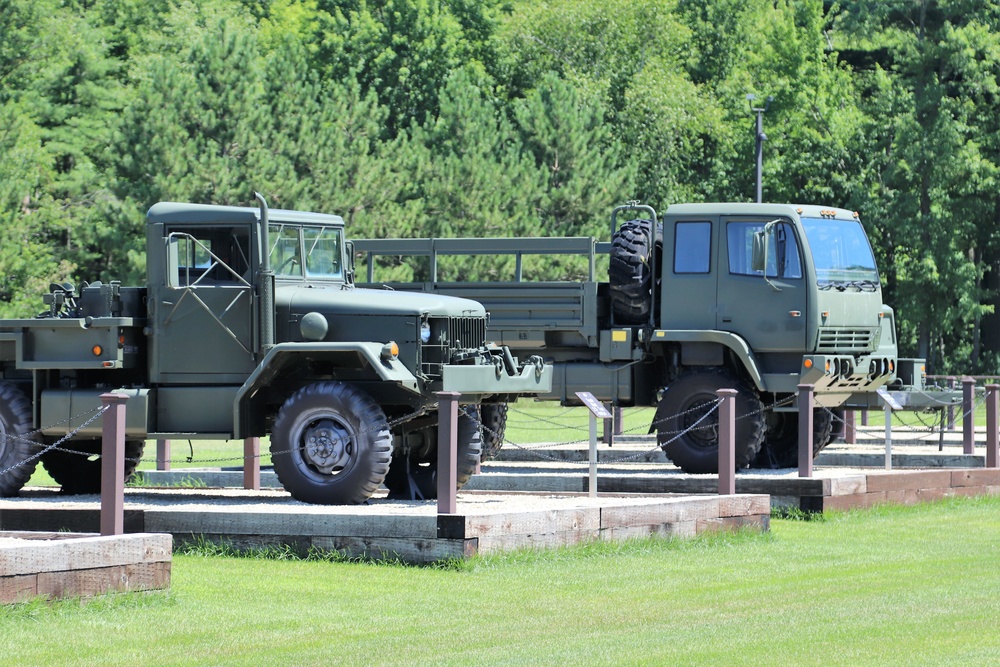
[2,495,999,666]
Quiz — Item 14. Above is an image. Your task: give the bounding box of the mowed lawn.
[2,495,999,666]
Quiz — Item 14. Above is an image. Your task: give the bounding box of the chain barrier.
[848,390,985,431]
[11,382,989,476]
[470,399,726,467]
[34,404,437,469]
[0,405,110,478]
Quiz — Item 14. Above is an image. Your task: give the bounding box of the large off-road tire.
[41,439,145,494]
[609,218,662,325]
[827,407,846,444]
[749,407,835,469]
[271,382,391,505]
[383,406,483,500]
[0,381,40,497]
[478,403,508,462]
[653,371,765,474]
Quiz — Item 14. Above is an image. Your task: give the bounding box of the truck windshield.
[801,217,879,290]
[269,224,344,281]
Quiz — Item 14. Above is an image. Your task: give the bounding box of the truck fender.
[650,330,766,392]
[233,342,420,438]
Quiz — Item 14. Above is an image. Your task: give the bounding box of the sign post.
[877,387,902,470]
[575,392,612,498]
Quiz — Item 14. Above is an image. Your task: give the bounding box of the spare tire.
[609,218,662,324]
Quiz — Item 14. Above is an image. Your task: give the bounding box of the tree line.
[1,0,999,374]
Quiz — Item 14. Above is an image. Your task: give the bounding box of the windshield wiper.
[819,279,879,292]
[846,280,879,292]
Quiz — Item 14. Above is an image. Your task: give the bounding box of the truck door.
[716,217,807,353]
[660,218,719,331]
[152,228,257,383]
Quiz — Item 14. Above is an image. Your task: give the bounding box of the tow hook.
[530,355,545,378]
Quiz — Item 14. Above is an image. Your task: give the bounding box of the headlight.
[420,321,431,343]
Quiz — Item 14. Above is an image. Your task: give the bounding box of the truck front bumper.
[790,353,895,407]
[766,353,896,408]
[441,357,552,399]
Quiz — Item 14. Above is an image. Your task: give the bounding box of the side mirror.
[165,236,180,288]
[751,230,766,272]
[344,240,356,284]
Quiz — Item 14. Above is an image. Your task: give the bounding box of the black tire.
[271,382,391,505]
[749,407,835,469]
[384,406,482,500]
[478,403,508,462]
[827,407,846,444]
[0,382,40,497]
[609,218,662,324]
[653,371,765,474]
[41,439,145,494]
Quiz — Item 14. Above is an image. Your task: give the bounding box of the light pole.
[747,94,772,203]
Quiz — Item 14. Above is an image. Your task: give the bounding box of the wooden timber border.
[462,466,1000,512]
[0,490,769,565]
[0,532,171,604]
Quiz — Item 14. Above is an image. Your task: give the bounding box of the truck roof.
[146,202,344,227]
[664,202,858,220]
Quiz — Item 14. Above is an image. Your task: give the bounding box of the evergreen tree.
[406,68,543,280]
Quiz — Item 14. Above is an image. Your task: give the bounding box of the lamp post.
[747,94,772,203]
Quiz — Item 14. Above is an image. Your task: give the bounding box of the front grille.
[419,316,488,381]
[817,327,878,353]
[449,316,487,351]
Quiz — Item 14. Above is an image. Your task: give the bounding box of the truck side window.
[674,221,711,274]
[727,221,802,279]
[270,225,303,277]
[207,232,252,283]
[168,233,213,286]
[303,227,343,279]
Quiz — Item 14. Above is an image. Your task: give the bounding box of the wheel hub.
[302,419,352,474]
[683,399,719,450]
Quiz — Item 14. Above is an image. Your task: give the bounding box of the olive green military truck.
[355,202,898,473]
[0,195,551,504]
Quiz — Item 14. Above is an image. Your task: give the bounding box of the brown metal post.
[437,392,460,515]
[100,393,129,536]
[844,409,856,445]
[986,385,999,468]
[156,439,171,471]
[602,404,612,445]
[243,437,260,491]
[946,377,956,430]
[602,404,623,445]
[861,409,868,426]
[717,389,736,495]
[798,384,814,478]
[963,377,976,455]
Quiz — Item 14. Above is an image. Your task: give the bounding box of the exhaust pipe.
[255,192,275,354]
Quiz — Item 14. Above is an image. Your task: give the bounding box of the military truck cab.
[657,203,896,401]
[0,198,551,504]
[354,201,897,474]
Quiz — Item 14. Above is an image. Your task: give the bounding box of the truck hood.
[276,284,486,318]
[814,289,884,328]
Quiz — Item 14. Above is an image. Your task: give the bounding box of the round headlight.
[420,321,431,343]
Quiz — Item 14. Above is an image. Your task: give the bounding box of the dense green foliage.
[2,0,1000,371]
